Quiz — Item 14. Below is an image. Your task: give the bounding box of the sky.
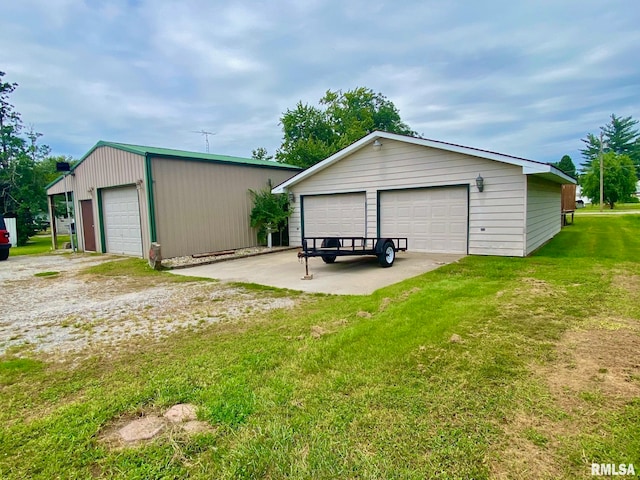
[2,0,639,167]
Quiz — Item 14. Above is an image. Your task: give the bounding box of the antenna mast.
[192,130,216,153]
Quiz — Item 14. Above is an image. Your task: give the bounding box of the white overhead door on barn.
[102,186,143,256]
[303,193,366,237]
[379,187,468,253]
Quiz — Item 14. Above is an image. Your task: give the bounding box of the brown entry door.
[80,200,97,252]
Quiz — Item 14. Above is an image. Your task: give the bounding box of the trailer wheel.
[378,240,395,268]
[321,238,340,264]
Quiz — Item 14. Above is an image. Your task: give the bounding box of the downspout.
[145,153,158,243]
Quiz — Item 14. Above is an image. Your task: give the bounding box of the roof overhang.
[272,131,576,193]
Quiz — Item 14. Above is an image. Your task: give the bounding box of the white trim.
[272,131,576,193]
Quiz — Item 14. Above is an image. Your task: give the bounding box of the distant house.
[273,131,576,257]
[46,141,300,259]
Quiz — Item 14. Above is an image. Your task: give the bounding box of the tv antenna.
[192,130,216,153]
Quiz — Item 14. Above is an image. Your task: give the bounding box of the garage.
[274,131,576,257]
[379,187,468,253]
[46,141,300,259]
[102,186,143,256]
[302,193,365,237]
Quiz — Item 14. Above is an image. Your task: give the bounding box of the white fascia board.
[271,133,376,194]
[523,164,577,184]
[271,130,578,192]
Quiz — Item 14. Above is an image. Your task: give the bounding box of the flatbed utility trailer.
[300,237,408,275]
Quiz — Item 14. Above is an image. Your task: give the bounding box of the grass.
[33,271,60,277]
[10,234,72,256]
[0,216,639,479]
[81,257,215,283]
[580,202,640,211]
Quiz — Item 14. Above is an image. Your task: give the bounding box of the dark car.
[0,217,11,261]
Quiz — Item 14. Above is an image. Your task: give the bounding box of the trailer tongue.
[298,237,408,279]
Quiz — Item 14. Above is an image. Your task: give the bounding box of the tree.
[0,72,25,170]
[0,72,52,245]
[581,114,640,177]
[249,187,290,245]
[37,155,75,185]
[580,152,637,209]
[554,154,577,177]
[276,87,416,168]
[251,147,273,162]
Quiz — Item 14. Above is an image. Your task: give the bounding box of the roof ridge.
[100,140,254,161]
[46,140,300,190]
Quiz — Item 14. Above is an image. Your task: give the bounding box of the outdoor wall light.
[372,139,383,151]
[288,191,295,203]
[476,174,485,192]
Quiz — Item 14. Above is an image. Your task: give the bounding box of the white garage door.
[102,186,143,256]
[380,187,468,253]
[303,193,366,237]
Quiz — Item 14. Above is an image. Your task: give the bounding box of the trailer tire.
[378,240,395,268]
[321,238,340,264]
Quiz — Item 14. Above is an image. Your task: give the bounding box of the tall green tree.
[0,72,25,170]
[580,152,637,209]
[581,114,640,177]
[276,87,415,168]
[0,71,52,245]
[554,154,577,177]
[251,147,273,162]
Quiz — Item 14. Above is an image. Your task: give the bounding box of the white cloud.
[0,0,638,165]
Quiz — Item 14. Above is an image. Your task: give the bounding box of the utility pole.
[599,132,604,212]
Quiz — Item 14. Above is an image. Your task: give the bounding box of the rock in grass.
[118,416,166,442]
[450,334,462,343]
[163,403,197,423]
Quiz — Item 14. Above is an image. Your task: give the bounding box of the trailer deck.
[299,237,408,278]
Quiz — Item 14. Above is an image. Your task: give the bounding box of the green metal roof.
[46,140,299,190]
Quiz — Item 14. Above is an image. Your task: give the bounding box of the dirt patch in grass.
[515,277,561,297]
[539,323,640,409]
[613,274,640,297]
[98,407,216,451]
[400,286,421,300]
[490,413,561,480]
[491,316,640,479]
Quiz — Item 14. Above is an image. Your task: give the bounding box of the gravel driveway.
[1,254,295,357]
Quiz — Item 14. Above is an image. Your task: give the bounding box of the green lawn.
[1,216,639,479]
[10,233,72,256]
[580,202,640,211]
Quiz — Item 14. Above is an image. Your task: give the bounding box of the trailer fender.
[321,238,342,249]
[374,238,394,254]
[320,238,341,264]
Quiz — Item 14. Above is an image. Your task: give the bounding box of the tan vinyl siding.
[289,139,526,256]
[526,176,561,255]
[47,146,148,256]
[151,157,297,258]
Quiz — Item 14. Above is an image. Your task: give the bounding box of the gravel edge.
[164,246,298,270]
